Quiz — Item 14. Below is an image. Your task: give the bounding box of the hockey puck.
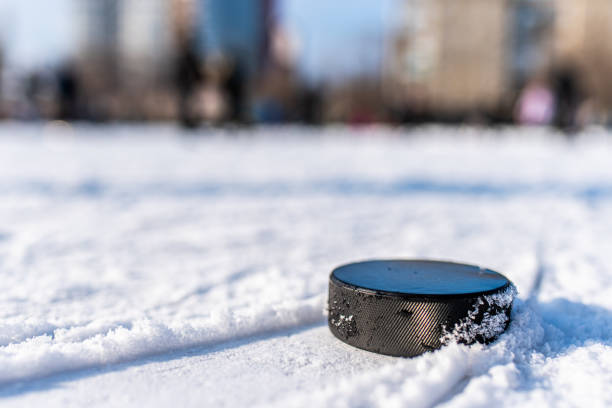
[328,260,515,357]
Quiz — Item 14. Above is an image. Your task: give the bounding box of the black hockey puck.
[328,260,515,357]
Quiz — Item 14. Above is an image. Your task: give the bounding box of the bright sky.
[0,0,76,70]
[279,0,401,83]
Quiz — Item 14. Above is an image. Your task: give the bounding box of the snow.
[0,123,611,407]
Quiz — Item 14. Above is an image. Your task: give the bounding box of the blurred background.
[0,0,609,130]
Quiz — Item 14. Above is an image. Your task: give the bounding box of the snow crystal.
[442,284,518,345]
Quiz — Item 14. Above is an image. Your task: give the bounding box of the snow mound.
[0,296,325,384]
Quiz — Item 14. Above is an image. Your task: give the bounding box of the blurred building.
[510,0,553,85]
[171,0,199,42]
[76,0,178,119]
[78,0,175,79]
[383,0,612,123]
[118,0,174,80]
[198,0,274,77]
[73,0,277,122]
[554,0,612,121]
[77,0,120,85]
[384,0,508,119]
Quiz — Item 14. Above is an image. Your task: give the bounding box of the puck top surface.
[331,260,509,296]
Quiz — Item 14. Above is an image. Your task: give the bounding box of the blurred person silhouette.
[552,65,582,132]
[25,73,43,119]
[221,55,246,124]
[514,76,555,126]
[298,86,322,125]
[175,36,203,128]
[57,64,80,121]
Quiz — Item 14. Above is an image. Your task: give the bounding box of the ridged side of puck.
[327,260,515,357]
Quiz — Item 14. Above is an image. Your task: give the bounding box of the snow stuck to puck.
[328,260,516,357]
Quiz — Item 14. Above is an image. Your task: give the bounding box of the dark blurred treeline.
[0,0,611,131]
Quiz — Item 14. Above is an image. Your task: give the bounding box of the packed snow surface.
[0,124,611,407]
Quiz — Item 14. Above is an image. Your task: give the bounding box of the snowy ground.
[0,124,611,407]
